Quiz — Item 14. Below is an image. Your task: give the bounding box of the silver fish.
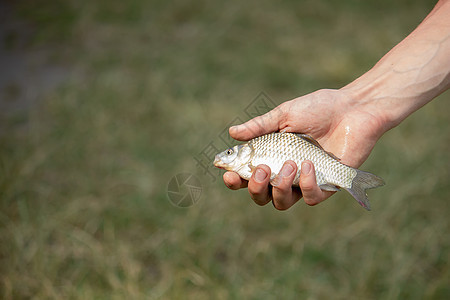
[213,132,385,210]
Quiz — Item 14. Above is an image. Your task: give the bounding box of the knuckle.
[272,190,292,211]
[273,201,289,211]
[254,199,269,206]
[300,183,314,194]
[300,178,316,192]
[272,187,289,201]
[248,184,270,204]
[273,176,292,191]
[250,193,269,206]
[301,186,320,205]
[249,183,266,196]
[304,198,319,206]
[225,182,239,190]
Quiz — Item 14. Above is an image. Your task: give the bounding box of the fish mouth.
[213,155,229,170]
[213,156,224,169]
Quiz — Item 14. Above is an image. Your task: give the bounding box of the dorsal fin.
[294,133,341,161]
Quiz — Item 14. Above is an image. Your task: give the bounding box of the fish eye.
[226,148,234,155]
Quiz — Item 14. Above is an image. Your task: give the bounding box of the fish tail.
[343,169,385,211]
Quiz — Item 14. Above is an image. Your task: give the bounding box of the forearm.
[341,0,450,133]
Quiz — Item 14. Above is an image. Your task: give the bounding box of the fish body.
[213,132,385,210]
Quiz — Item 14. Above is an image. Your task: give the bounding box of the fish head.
[213,144,253,172]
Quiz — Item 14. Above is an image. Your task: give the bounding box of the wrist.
[341,61,450,134]
[339,81,392,135]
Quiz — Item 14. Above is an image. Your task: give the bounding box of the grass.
[1,0,449,299]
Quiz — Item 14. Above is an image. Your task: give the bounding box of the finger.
[229,104,286,141]
[299,161,333,206]
[271,161,302,210]
[223,171,248,190]
[248,165,272,206]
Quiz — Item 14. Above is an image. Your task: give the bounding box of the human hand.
[223,89,385,210]
[224,0,450,210]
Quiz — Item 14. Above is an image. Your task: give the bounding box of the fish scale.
[213,132,385,210]
[250,133,356,188]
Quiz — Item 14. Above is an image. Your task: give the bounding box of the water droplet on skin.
[341,125,351,157]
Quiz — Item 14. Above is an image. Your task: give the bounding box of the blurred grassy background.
[1,0,449,299]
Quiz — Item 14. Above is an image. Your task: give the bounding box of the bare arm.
[342,0,450,132]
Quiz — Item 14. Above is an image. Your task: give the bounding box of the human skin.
[223,0,450,210]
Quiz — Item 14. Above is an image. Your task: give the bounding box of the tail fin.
[343,169,385,211]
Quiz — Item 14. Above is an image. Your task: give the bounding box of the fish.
[213,132,385,210]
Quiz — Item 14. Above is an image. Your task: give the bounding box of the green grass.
[1,0,449,299]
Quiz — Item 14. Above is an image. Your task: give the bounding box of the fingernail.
[280,163,294,177]
[230,125,239,132]
[254,168,267,182]
[302,162,311,175]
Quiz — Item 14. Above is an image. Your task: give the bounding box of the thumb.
[229,105,286,141]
